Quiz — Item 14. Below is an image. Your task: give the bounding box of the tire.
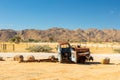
[78,56,86,64]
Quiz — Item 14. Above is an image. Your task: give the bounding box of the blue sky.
[0,0,120,30]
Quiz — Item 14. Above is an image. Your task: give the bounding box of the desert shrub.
[13,55,24,62]
[26,45,52,52]
[0,57,3,61]
[101,57,110,64]
[114,48,120,53]
[26,55,35,61]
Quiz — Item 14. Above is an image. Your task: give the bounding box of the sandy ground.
[1,53,120,80]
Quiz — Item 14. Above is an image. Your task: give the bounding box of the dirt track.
[1,53,120,63]
[0,53,120,80]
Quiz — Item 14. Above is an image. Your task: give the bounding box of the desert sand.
[0,53,120,80]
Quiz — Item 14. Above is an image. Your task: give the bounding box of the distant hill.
[0,29,17,42]
[0,28,120,42]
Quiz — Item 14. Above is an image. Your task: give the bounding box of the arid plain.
[0,42,120,80]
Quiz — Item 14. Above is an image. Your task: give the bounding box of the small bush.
[114,48,120,53]
[26,45,53,52]
[26,55,35,61]
[0,57,3,61]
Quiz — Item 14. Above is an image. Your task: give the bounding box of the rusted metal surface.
[57,42,93,63]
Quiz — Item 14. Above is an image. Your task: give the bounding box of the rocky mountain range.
[0,28,120,42]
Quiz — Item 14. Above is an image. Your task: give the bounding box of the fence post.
[13,44,15,51]
[2,44,7,52]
